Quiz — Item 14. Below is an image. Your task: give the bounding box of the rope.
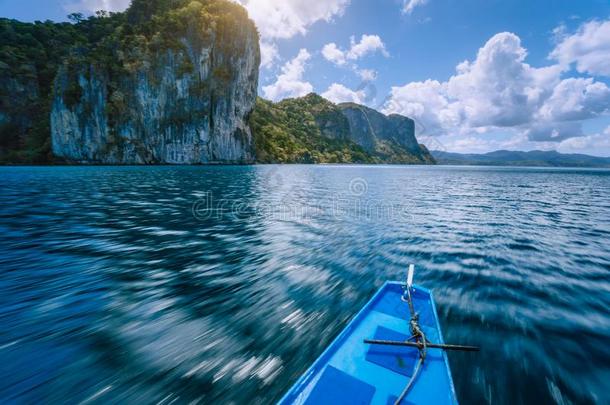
[394,285,427,405]
[395,355,423,405]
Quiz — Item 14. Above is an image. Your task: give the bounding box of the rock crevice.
[51,4,260,164]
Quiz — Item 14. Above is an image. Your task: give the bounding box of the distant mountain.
[431,150,610,168]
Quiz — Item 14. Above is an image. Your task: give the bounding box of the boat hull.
[279,282,457,405]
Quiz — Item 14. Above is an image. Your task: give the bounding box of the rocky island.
[0,0,434,165]
[251,94,434,164]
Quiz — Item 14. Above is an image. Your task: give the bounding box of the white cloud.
[445,33,537,127]
[322,34,389,66]
[440,136,497,153]
[322,43,347,66]
[384,79,458,133]
[321,83,366,104]
[550,19,610,76]
[524,121,583,142]
[403,0,428,14]
[236,0,349,70]
[538,77,610,122]
[66,0,351,71]
[67,0,351,71]
[557,126,610,154]
[383,32,610,144]
[348,35,389,59]
[63,0,129,13]
[262,49,313,101]
[260,41,280,69]
[357,69,377,81]
[238,0,349,40]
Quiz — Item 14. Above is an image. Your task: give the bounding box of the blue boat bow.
[280,278,460,405]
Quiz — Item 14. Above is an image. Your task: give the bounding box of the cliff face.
[51,2,259,164]
[51,40,258,164]
[250,94,372,163]
[2,3,430,166]
[338,103,427,161]
[250,93,436,164]
[0,1,259,164]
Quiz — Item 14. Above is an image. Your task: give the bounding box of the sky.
[1,0,610,155]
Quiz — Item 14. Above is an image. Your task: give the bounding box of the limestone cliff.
[250,93,435,164]
[338,102,433,163]
[1,2,260,164]
[2,2,433,166]
[51,0,259,164]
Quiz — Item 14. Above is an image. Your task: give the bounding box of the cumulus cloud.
[440,136,497,153]
[383,32,610,144]
[68,0,349,40]
[349,35,389,59]
[357,69,377,81]
[557,126,610,154]
[524,121,584,142]
[538,77,610,122]
[63,0,130,13]
[321,83,366,104]
[238,0,349,40]
[321,66,378,105]
[322,43,347,66]
[403,0,428,14]
[262,49,313,101]
[68,0,351,71]
[260,42,280,69]
[550,19,610,76]
[384,79,458,133]
[444,33,555,128]
[322,34,389,66]
[236,0,350,70]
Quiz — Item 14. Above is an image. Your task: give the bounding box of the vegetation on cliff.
[1,1,433,165]
[338,102,435,164]
[250,93,435,164]
[251,94,374,163]
[1,19,78,162]
[0,0,257,164]
[52,0,259,164]
[0,10,136,162]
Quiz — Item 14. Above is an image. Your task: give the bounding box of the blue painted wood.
[279,282,458,405]
[365,326,418,377]
[303,365,376,405]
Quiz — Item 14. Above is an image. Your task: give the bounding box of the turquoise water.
[1,165,609,404]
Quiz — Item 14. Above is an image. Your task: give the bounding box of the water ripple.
[0,165,609,404]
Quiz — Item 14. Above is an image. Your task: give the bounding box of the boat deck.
[280,282,457,405]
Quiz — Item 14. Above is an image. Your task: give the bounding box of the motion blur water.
[1,165,609,404]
